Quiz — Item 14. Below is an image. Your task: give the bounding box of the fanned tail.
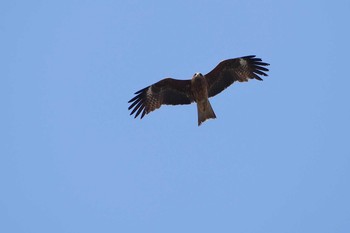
[197,100,216,126]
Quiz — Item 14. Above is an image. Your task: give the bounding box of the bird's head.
[193,72,204,79]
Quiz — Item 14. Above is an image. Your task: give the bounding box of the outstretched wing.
[205,55,270,98]
[128,78,194,119]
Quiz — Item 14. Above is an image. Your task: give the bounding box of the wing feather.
[205,55,270,97]
[128,78,194,119]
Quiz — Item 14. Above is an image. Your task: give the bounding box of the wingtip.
[243,55,256,59]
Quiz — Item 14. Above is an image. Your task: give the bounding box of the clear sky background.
[2,0,350,232]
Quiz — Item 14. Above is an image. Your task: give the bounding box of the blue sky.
[2,0,350,232]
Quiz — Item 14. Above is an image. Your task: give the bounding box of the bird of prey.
[128,55,269,126]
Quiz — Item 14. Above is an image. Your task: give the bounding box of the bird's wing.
[205,55,270,98]
[128,78,194,119]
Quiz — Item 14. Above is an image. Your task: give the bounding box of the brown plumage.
[128,55,270,126]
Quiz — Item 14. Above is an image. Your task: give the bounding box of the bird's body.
[191,73,216,125]
[128,55,269,126]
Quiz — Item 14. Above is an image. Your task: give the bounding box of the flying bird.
[128,55,269,126]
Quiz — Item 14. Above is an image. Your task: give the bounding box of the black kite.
[128,55,269,126]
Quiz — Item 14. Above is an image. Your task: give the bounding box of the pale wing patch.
[239,58,247,66]
[236,59,250,82]
[146,86,161,113]
[146,86,153,98]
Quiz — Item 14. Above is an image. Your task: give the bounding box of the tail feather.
[197,100,216,126]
